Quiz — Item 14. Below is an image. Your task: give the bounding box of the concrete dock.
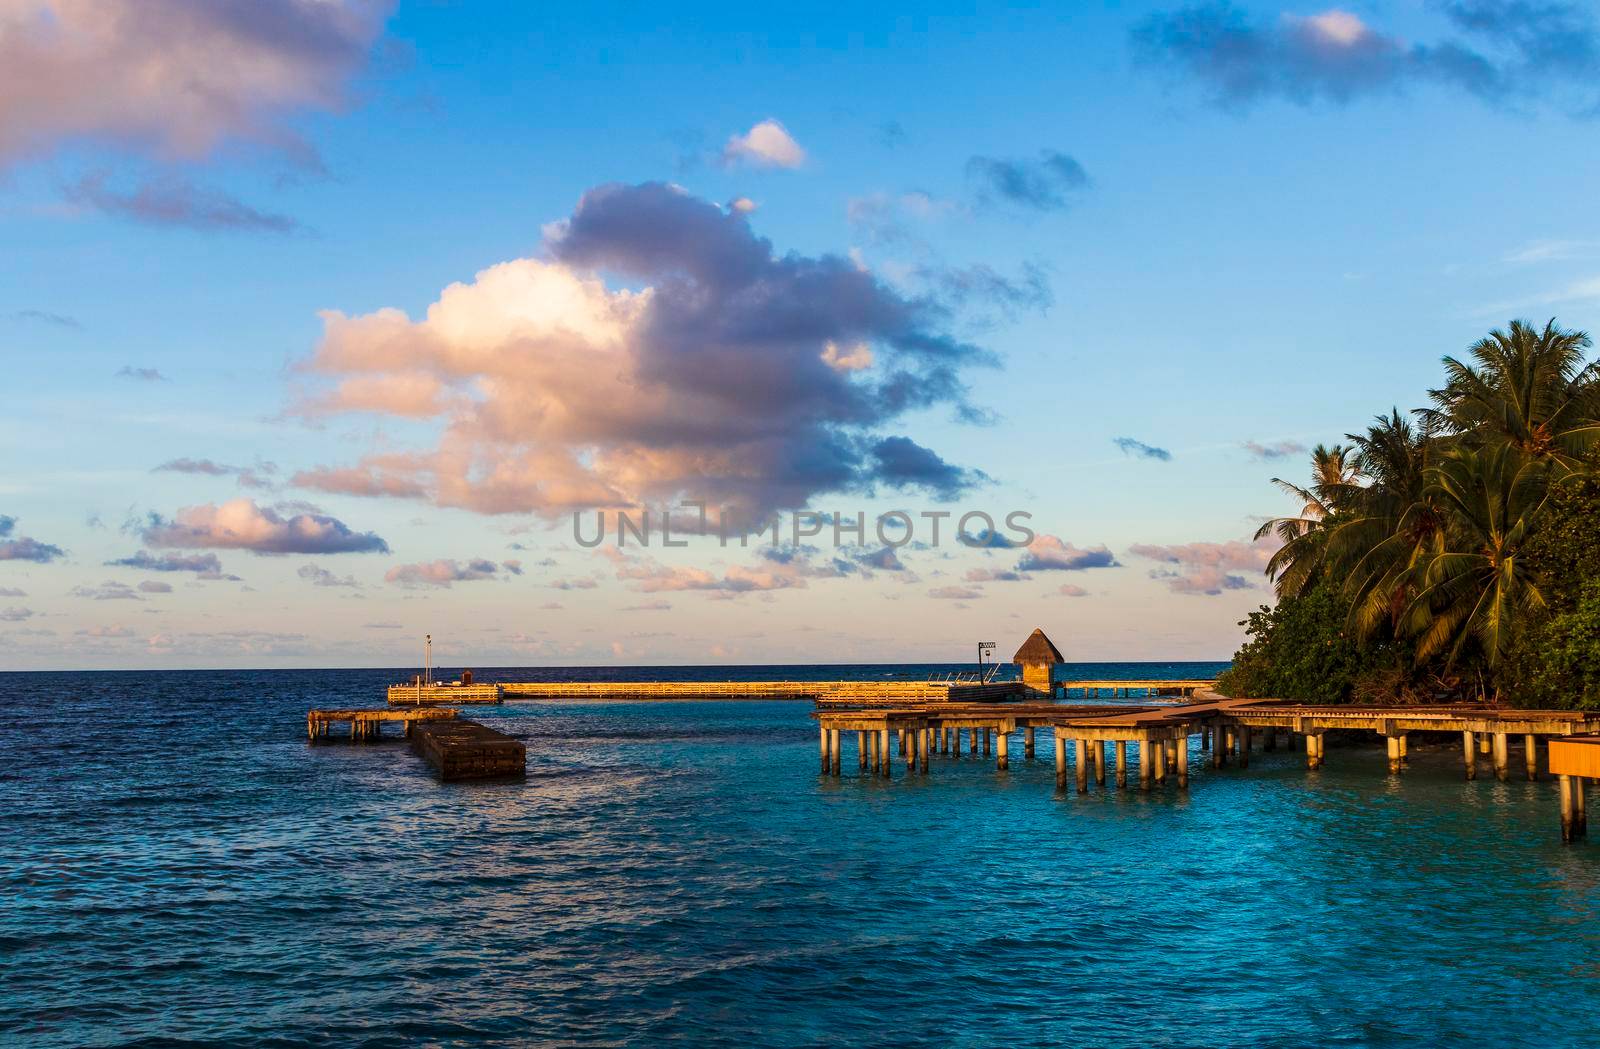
[410,720,526,781]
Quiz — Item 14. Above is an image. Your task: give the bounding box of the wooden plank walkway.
[308,707,458,741]
[812,689,1600,837]
[496,680,1025,702]
[410,720,526,781]
[1058,679,1215,697]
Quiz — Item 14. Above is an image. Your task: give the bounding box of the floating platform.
[409,720,526,781]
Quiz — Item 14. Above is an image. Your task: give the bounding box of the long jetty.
[814,688,1600,840]
[392,679,1024,704]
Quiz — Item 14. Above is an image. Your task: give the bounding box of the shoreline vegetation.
[1218,318,1600,710]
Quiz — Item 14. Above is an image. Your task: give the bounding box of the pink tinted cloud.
[1015,535,1118,572]
[385,558,503,588]
[0,0,390,169]
[1128,538,1277,596]
[141,498,387,555]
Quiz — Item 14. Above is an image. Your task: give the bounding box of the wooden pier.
[812,688,1600,839]
[387,682,504,706]
[307,707,459,741]
[410,720,526,781]
[1057,679,1214,698]
[491,679,1025,703]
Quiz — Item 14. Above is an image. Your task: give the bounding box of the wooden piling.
[1525,734,1538,781]
[997,729,1009,771]
[1154,738,1167,784]
[1463,730,1477,780]
[1577,777,1587,836]
[1306,732,1319,770]
[1213,724,1225,769]
[830,729,841,777]
[1115,740,1128,788]
[1095,741,1107,786]
[1264,729,1276,752]
[1026,726,1036,760]
[820,725,829,773]
[1238,728,1251,769]
[880,728,891,777]
[1138,741,1153,791]
[920,729,930,774]
[1055,732,1067,789]
[1076,739,1090,794]
[1561,775,1577,842]
[1493,732,1509,782]
[1387,736,1401,773]
[1176,736,1189,788]
[858,731,868,771]
[983,727,992,757]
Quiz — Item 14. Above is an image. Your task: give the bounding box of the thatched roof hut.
[1012,628,1064,666]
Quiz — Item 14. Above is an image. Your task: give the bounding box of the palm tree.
[1329,410,1442,640]
[1256,443,1361,598]
[1424,318,1600,472]
[1401,444,1551,675]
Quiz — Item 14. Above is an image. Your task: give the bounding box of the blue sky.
[5,0,1600,670]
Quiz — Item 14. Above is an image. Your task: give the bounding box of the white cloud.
[722,119,806,169]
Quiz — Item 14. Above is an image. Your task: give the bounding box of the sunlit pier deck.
[387,683,504,706]
[814,691,1600,838]
[308,707,459,741]
[484,680,1026,703]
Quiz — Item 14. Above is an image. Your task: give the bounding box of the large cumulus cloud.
[291,182,993,523]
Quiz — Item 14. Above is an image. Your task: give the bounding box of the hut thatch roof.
[1012,628,1064,665]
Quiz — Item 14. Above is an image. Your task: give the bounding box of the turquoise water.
[4,664,1599,1047]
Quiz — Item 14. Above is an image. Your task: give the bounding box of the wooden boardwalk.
[1058,679,1214,698]
[813,688,1600,837]
[492,680,1025,703]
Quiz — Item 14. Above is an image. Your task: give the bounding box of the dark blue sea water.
[4,662,1599,1048]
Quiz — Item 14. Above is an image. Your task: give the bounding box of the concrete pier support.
[1387,735,1402,773]
[1577,777,1587,837]
[1525,734,1538,781]
[820,725,829,774]
[829,729,841,777]
[1176,737,1189,788]
[904,729,915,771]
[1305,732,1322,770]
[1493,732,1510,782]
[1055,733,1067,790]
[1139,741,1153,791]
[858,731,868,771]
[983,728,991,757]
[1095,741,1108,786]
[1212,724,1226,769]
[1238,728,1251,769]
[1264,729,1277,752]
[1398,733,1409,767]
[880,729,891,777]
[1115,740,1128,788]
[1026,726,1036,761]
[1479,732,1492,755]
[919,729,930,774]
[1154,739,1167,784]
[1075,739,1090,794]
[1463,730,1477,780]
[898,729,906,756]
[970,727,980,756]
[997,729,1010,771]
[1201,726,1210,750]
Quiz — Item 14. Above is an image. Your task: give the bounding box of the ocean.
[4,662,1598,1047]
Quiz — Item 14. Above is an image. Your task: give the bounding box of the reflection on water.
[3,664,1598,1047]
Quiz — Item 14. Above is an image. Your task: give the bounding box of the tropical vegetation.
[1218,319,1600,708]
